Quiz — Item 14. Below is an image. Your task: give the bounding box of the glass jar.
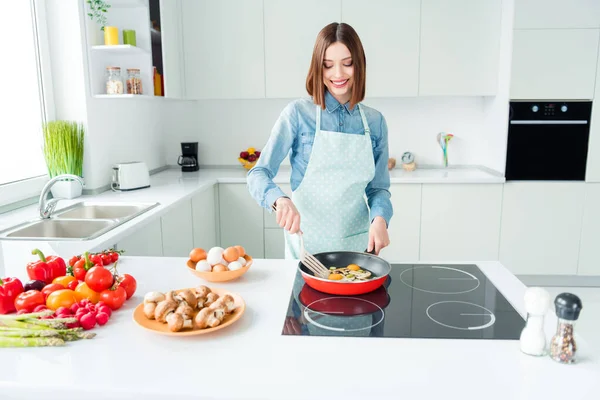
[105,67,124,95]
[126,68,143,95]
[549,293,582,364]
[520,287,550,357]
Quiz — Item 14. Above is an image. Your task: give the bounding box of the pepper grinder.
[520,287,551,356]
[550,293,583,364]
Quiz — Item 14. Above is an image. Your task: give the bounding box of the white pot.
[50,180,83,200]
[86,18,104,46]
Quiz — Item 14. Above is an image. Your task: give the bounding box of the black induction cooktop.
[281,264,525,339]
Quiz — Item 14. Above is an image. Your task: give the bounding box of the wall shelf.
[110,0,147,8]
[94,94,157,99]
[91,45,149,55]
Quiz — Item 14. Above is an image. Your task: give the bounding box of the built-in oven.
[505,101,592,181]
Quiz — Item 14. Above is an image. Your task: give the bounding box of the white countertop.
[0,165,503,277]
[0,257,597,400]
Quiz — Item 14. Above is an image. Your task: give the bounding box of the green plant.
[86,0,111,31]
[42,121,85,179]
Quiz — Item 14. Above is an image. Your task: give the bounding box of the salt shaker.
[520,287,551,356]
[550,293,582,364]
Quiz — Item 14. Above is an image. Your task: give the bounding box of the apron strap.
[357,104,371,139]
[315,105,321,134]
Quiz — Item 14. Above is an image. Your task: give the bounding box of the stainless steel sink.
[0,201,160,241]
[53,201,159,221]
[3,219,116,240]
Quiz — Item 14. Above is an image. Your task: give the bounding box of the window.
[0,0,53,207]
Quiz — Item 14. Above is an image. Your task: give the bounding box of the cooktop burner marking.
[303,297,385,332]
[399,265,480,294]
[426,301,496,331]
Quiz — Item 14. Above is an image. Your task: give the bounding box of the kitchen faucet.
[39,174,85,219]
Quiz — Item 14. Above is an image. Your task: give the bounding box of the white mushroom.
[154,300,178,323]
[166,312,185,332]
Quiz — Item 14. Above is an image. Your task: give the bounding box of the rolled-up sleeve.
[366,115,393,226]
[247,102,296,211]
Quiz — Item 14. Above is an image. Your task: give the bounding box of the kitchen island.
[1,257,598,400]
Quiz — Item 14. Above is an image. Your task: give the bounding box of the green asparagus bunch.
[0,310,96,347]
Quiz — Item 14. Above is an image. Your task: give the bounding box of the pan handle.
[364,248,376,255]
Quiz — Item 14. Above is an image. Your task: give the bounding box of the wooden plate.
[132,287,246,336]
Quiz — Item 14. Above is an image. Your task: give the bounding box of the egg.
[212,264,229,272]
[328,273,343,281]
[228,261,243,271]
[237,257,247,266]
[223,246,240,263]
[195,260,212,272]
[207,247,225,265]
[347,264,360,271]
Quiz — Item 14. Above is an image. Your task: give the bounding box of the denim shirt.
[247,90,393,226]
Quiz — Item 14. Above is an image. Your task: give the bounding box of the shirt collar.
[325,90,357,115]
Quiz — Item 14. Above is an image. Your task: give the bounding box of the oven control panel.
[510,101,591,121]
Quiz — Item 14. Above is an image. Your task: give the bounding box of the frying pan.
[298,250,392,295]
[299,283,391,316]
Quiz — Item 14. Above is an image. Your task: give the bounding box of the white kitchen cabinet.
[181,0,265,99]
[159,0,185,99]
[161,199,194,257]
[115,218,163,257]
[499,182,586,275]
[219,184,264,258]
[510,29,600,100]
[419,0,502,96]
[577,184,600,276]
[514,0,600,29]
[191,186,218,251]
[420,184,503,261]
[264,0,341,98]
[264,228,285,259]
[585,46,600,182]
[342,0,420,97]
[378,184,421,262]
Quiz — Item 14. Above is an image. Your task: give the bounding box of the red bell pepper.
[28,249,67,284]
[0,277,24,314]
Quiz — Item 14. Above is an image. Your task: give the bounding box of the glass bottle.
[105,67,124,95]
[549,293,583,364]
[126,68,143,95]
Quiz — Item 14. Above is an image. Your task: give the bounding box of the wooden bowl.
[186,255,253,282]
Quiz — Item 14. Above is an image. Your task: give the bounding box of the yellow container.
[104,26,119,45]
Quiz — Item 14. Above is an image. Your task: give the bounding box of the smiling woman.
[247,22,393,260]
[0,0,54,208]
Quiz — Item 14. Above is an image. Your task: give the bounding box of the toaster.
[111,162,150,191]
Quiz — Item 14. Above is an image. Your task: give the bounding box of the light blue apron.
[284,103,375,259]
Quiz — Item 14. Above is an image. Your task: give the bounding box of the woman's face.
[322,42,354,103]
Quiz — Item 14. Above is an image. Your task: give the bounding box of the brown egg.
[212,264,229,272]
[222,247,240,263]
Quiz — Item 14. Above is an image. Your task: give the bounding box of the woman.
[247,22,393,259]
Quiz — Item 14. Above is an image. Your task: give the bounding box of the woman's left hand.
[367,216,390,255]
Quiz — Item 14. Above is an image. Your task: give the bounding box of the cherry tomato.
[89,254,103,266]
[41,283,64,300]
[68,256,80,267]
[110,252,119,263]
[46,289,77,311]
[74,282,100,304]
[85,266,114,293]
[99,286,127,310]
[117,274,137,300]
[53,275,77,288]
[14,290,46,312]
[101,253,113,265]
[73,265,87,281]
[67,280,79,291]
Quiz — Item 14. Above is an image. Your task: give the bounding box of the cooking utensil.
[299,282,391,316]
[298,250,391,295]
[299,233,329,279]
[132,287,245,336]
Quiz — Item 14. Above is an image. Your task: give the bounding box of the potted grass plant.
[42,121,85,199]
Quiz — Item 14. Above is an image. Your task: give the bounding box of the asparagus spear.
[0,337,65,347]
[0,328,59,338]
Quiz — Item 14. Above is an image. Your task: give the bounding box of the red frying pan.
[299,283,391,315]
[298,250,391,295]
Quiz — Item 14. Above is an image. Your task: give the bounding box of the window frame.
[0,0,56,209]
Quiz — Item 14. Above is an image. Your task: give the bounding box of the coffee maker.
[178,142,199,172]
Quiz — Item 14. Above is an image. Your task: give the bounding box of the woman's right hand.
[275,197,301,234]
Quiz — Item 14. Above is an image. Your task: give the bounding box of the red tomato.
[14,290,46,312]
[99,286,127,310]
[73,265,87,282]
[41,283,64,300]
[84,266,114,293]
[89,254,103,266]
[110,252,119,263]
[67,280,79,291]
[117,274,137,300]
[101,253,113,265]
[68,256,80,267]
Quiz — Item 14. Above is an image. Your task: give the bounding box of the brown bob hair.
[306,22,366,110]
